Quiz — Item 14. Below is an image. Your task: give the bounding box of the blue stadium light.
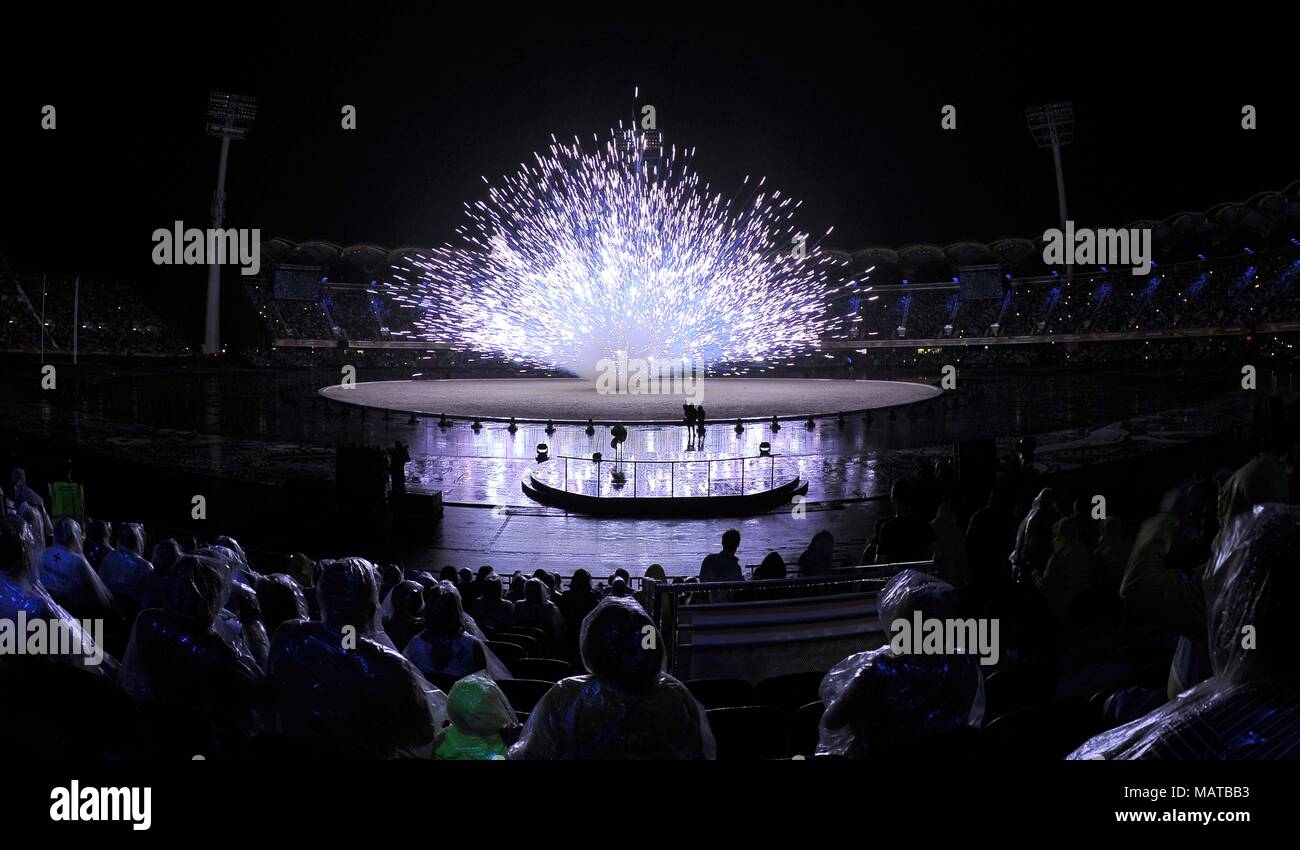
[1197,253,1206,261]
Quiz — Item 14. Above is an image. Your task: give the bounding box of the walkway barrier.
[649,561,935,682]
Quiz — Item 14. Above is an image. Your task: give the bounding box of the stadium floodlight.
[203,92,259,356]
[1025,102,1073,233]
[205,92,258,139]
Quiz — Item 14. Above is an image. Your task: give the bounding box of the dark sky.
[3,4,1296,286]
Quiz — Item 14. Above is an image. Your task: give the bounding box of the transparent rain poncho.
[817,569,985,759]
[0,516,117,676]
[435,673,518,760]
[510,596,715,759]
[1070,503,1300,759]
[267,558,446,758]
[117,555,265,751]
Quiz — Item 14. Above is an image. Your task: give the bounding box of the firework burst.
[386,128,850,380]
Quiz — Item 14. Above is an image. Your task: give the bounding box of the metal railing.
[648,560,936,675]
[542,453,781,498]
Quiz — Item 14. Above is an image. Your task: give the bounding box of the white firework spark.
[386,128,850,380]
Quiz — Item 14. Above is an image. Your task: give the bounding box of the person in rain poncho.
[381,579,426,653]
[117,554,264,753]
[512,577,565,655]
[1009,488,1060,583]
[194,545,270,673]
[39,517,114,620]
[434,673,519,760]
[1071,503,1300,759]
[268,557,445,758]
[1034,516,1093,625]
[0,515,116,676]
[931,499,968,587]
[1121,455,1288,698]
[817,569,985,759]
[256,572,310,639]
[97,522,153,609]
[510,596,715,759]
[466,573,514,633]
[1092,516,1133,597]
[404,581,489,680]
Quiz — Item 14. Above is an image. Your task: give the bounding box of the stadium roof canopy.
[258,180,1300,284]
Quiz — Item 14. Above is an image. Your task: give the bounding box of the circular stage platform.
[320,377,941,423]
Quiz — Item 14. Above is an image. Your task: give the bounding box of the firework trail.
[386,128,851,380]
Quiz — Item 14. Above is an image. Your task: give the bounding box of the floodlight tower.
[203,91,258,356]
[1025,101,1074,233]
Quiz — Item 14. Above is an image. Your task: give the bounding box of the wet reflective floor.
[3,360,1283,575]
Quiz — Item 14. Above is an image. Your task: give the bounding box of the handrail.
[649,560,936,673]
[546,452,780,498]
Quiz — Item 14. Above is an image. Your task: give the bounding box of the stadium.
[1,8,1297,829]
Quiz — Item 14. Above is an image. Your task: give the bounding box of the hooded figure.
[466,574,514,633]
[117,554,264,754]
[1071,504,1300,759]
[256,573,310,639]
[83,520,114,571]
[512,577,565,654]
[193,545,269,671]
[403,581,489,680]
[382,579,426,652]
[817,570,985,759]
[510,596,715,759]
[1010,488,1060,582]
[434,673,519,760]
[558,568,601,663]
[98,522,153,609]
[1034,516,1093,624]
[1121,455,1289,697]
[930,500,968,587]
[268,558,445,758]
[39,517,114,619]
[0,515,116,676]
[1092,516,1133,595]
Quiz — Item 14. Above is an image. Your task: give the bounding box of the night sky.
[3,5,1295,289]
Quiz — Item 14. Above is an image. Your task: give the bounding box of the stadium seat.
[487,640,526,664]
[907,725,983,760]
[706,706,793,760]
[508,657,573,682]
[498,678,555,713]
[505,625,547,644]
[423,672,460,694]
[755,671,826,710]
[494,631,540,655]
[983,663,1059,722]
[786,700,825,757]
[684,677,755,709]
[980,698,1099,760]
